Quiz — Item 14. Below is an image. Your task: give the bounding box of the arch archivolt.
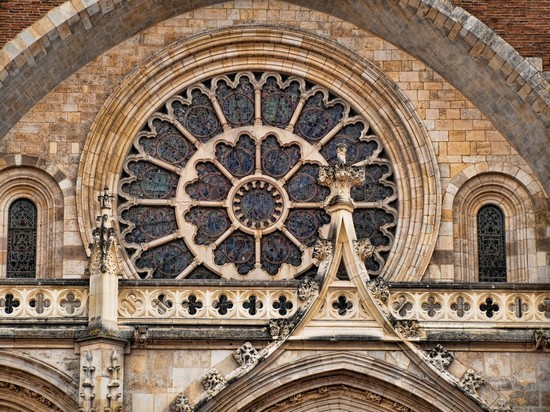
[444,162,541,282]
[78,25,440,282]
[0,158,68,278]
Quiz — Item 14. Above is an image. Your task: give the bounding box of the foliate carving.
[460,369,484,395]
[393,319,420,339]
[354,238,375,262]
[269,318,295,340]
[427,344,454,371]
[534,329,550,350]
[233,342,259,367]
[392,402,412,412]
[367,277,389,303]
[0,382,63,411]
[312,238,332,262]
[298,278,319,301]
[318,145,365,207]
[169,395,194,412]
[365,391,382,403]
[201,369,227,394]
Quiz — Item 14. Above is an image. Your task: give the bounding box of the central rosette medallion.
[232,180,284,231]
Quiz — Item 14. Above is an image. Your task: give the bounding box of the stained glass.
[216,76,255,127]
[121,206,177,244]
[261,77,301,128]
[286,209,330,246]
[295,92,344,143]
[135,239,193,279]
[185,162,232,201]
[186,265,221,280]
[122,161,178,199]
[261,135,300,178]
[351,163,395,202]
[320,123,377,165]
[261,232,302,275]
[172,90,222,142]
[215,134,255,178]
[7,198,37,278]
[285,164,330,203]
[477,205,506,282]
[139,120,195,167]
[185,207,231,245]
[352,209,395,246]
[214,231,255,275]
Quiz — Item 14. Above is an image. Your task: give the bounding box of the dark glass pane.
[139,120,195,167]
[478,205,507,282]
[216,76,255,127]
[261,77,301,128]
[214,231,255,275]
[215,134,255,178]
[261,232,302,275]
[121,206,177,244]
[185,207,231,245]
[185,162,232,201]
[285,209,330,247]
[351,163,395,202]
[7,199,37,278]
[295,92,344,143]
[284,164,330,203]
[261,135,300,178]
[172,90,222,142]
[320,123,377,165]
[186,264,221,279]
[135,239,194,279]
[122,161,178,199]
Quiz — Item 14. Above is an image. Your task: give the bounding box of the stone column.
[78,187,126,412]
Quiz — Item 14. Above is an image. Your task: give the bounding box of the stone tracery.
[117,71,398,280]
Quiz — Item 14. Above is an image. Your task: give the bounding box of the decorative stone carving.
[269,318,295,340]
[393,319,420,339]
[392,402,412,412]
[0,382,63,411]
[354,238,375,262]
[460,369,484,395]
[367,277,389,303]
[318,144,365,207]
[233,342,259,368]
[365,391,382,403]
[79,351,96,412]
[312,238,333,262]
[298,278,319,301]
[427,344,454,371]
[534,329,550,350]
[82,351,95,388]
[169,395,194,412]
[134,325,149,346]
[90,188,117,275]
[201,369,227,394]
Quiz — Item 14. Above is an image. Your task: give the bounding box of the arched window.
[7,198,37,278]
[477,204,506,282]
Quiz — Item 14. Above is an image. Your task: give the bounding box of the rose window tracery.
[117,72,397,280]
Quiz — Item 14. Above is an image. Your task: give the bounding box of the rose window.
[117,72,397,280]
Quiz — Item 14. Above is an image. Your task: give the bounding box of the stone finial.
[318,144,365,208]
[98,186,114,211]
[90,187,118,274]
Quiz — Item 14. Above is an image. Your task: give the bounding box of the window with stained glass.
[7,198,37,278]
[117,71,398,280]
[477,204,506,282]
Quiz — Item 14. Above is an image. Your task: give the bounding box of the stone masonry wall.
[0,0,546,280]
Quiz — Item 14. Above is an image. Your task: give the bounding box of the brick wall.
[0,1,549,70]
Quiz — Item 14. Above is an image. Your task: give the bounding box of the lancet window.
[477,205,507,282]
[7,198,37,278]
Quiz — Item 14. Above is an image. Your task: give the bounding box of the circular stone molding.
[78,26,440,282]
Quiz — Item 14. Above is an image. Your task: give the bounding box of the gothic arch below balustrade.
[0,350,79,412]
[199,352,482,412]
[77,25,441,283]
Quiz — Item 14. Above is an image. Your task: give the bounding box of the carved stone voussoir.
[367,277,389,303]
[298,278,319,301]
[169,395,194,412]
[427,344,454,371]
[233,342,259,367]
[312,239,333,262]
[460,369,484,395]
[201,369,227,394]
[394,319,420,339]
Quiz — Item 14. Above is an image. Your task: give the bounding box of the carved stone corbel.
[134,325,149,346]
[534,329,549,350]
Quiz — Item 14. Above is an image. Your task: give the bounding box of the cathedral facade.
[0,1,549,411]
